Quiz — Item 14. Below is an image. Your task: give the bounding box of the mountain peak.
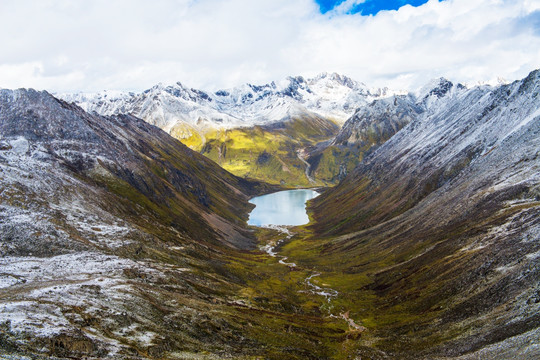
[312,72,360,89]
[0,88,104,144]
[416,77,457,100]
[57,73,405,134]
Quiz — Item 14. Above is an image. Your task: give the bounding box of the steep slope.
[0,89,283,358]
[307,93,423,183]
[312,74,538,234]
[284,70,540,358]
[331,94,421,148]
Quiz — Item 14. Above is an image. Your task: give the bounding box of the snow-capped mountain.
[315,69,540,242]
[58,73,404,135]
[331,77,469,147]
[306,77,474,182]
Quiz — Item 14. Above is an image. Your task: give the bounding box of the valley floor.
[222,209,540,360]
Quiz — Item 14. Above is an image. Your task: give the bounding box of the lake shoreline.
[247,189,320,227]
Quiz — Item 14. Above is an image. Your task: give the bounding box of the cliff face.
[305,70,540,357]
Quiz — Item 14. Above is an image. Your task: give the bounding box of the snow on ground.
[0,136,169,352]
[0,252,132,335]
[0,136,140,250]
[0,250,169,354]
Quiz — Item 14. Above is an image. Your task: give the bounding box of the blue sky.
[316,0,435,15]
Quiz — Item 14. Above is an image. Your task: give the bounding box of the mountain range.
[59,73,402,132]
[57,74,461,186]
[1,69,539,359]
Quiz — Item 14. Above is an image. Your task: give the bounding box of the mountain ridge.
[297,69,540,357]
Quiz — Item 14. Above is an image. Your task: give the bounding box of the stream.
[297,148,316,184]
[259,225,338,302]
[260,225,365,332]
[249,190,365,332]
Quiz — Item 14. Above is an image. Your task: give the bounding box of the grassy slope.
[188,116,340,187]
[278,195,539,359]
[307,144,366,184]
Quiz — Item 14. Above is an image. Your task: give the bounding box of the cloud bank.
[0,0,539,92]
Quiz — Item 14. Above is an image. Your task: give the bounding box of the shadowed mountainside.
[0,89,283,358]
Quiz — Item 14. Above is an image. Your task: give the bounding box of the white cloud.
[0,0,539,92]
[330,0,367,15]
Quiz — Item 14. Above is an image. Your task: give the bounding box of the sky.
[316,0,432,15]
[0,0,539,93]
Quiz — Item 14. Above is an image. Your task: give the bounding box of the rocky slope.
[299,70,540,358]
[0,89,282,358]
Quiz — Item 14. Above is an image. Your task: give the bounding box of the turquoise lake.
[247,189,319,226]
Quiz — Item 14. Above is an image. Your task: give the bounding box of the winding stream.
[297,148,316,184]
[259,225,338,301]
[250,190,364,331]
[260,226,364,331]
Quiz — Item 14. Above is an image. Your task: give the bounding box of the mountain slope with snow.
[305,78,466,183]
[0,89,284,358]
[304,69,540,358]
